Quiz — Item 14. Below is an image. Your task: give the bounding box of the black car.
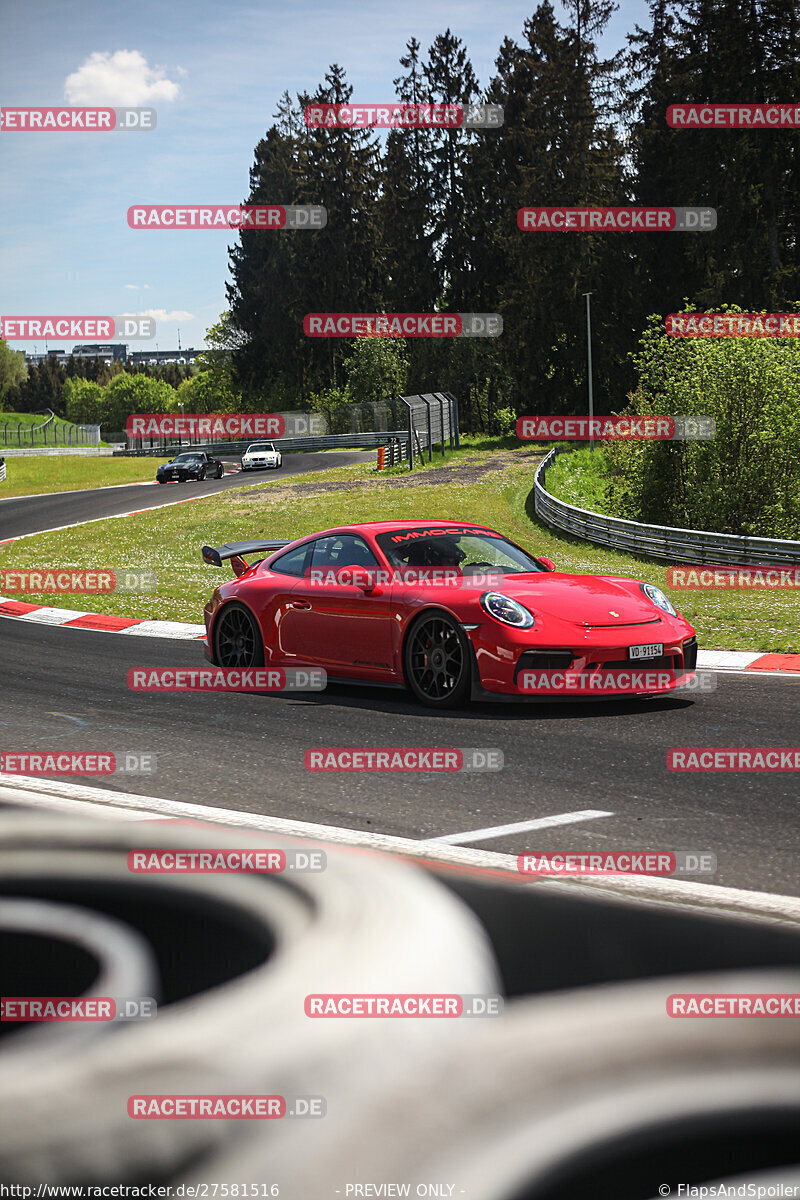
[156,452,224,483]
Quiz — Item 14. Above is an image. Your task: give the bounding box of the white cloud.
[117,309,194,322]
[64,51,181,106]
[124,283,139,290]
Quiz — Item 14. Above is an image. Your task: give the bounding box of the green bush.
[603,309,800,538]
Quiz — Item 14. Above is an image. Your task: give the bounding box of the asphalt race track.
[1,615,798,897]
[0,449,372,540]
[1,447,798,900]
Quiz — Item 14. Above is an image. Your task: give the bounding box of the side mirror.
[538,557,556,572]
[337,566,377,592]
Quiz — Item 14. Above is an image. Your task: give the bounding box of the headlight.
[480,592,535,629]
[640,582,677,616]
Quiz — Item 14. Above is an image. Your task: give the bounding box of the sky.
[0,0,650,355]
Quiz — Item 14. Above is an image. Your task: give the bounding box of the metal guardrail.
[0,410,100,448]
[113,432,410,458]
[534,448,800,566]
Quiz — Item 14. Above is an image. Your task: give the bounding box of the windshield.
[247,443,275,452]
[173,454,202,462]
[375,526,545,574]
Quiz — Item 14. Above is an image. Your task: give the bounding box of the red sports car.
[202,520,697,708]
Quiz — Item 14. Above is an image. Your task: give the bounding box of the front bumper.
[466,625,698,700]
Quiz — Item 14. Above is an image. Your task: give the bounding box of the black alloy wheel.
[403,611,470,708]
[214,603,265,669]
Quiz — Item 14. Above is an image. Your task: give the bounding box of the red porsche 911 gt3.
[202,520,697,707]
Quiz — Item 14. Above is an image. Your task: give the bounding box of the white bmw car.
[241,442,282,471]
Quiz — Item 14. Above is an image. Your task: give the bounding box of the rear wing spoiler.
[202,540,291,567]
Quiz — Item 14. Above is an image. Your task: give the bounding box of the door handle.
[290,599,311,610]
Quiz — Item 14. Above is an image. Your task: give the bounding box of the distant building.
[129,348,201,365]
[24,349,67,366]
[23,344,202,367]
[71,343,129,363]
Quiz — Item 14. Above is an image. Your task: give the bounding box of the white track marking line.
[2,775,799,923]
[430,810,613,845]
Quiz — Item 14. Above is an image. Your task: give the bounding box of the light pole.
[178,400,184,447]
[583,292,595,452]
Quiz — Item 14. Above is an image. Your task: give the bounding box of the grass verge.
[0,455,164,498]
[0,443,797,650]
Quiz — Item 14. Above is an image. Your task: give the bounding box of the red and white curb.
[0,596,205,640]
[0,592,798,671]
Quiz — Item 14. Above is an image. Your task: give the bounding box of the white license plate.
[629,643,663,660]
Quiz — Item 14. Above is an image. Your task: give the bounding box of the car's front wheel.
[403,611,471,708]
[213,602,265,669]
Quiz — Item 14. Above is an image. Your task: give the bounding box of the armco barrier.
[535,448,800,566]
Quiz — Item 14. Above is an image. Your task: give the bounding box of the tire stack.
[0,814,498,1185]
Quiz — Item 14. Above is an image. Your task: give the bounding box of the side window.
[312,535,379,570]
[270,542,312,577]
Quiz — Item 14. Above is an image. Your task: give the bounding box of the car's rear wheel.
[216,463,224,478]
[213,602,265,668]
[403,611,471,708]
[199,466,206,481]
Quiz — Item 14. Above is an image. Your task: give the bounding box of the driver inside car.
[402,537,466,569]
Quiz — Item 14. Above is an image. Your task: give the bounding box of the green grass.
[0,411,108,449]
[0,454,159,497]
[546,447,616,515]
[1,444,797,650]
